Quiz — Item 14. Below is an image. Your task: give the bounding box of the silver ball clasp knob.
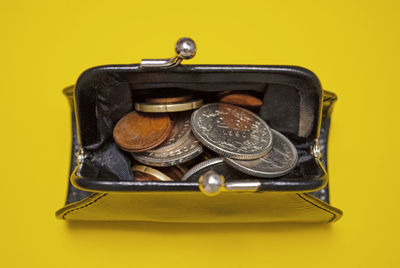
[140,37,197,69]
[175,37,196,60]
[199,170,225,196]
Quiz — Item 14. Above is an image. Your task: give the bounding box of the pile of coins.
[113,91,298,182]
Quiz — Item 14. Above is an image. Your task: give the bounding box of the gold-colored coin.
[134,98,203,113]
[144,94,193,104]
[132,165,174,182]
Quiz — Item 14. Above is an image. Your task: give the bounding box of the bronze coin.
[113,111,171,152]
[145,94,193,104]
[219,92,263,109]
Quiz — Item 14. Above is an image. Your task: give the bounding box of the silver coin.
[181,157,224,181]
[148,112,191,153]
[223,129,298,178]
[191,103,273,160]
[132,133,203,167]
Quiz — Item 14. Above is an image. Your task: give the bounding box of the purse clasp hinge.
[140,37,196,69]
[311,139,321,159]
[76,147,87,176]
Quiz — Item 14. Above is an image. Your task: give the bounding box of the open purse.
[56,38,342,223]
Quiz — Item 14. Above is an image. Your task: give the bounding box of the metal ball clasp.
[199,170,225,196]
[175,37,196,60]
[140,37,197,69]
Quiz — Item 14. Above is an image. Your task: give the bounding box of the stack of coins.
[113,91,298,182]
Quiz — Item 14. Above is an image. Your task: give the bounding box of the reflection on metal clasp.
[198,170,261,197]
[140,37,196,69]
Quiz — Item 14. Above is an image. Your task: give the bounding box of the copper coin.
[113,111,171,152]
[145,94,193,104]
[219,92,263,109]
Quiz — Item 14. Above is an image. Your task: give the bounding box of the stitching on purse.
[296,193,336,223]
[62,194,108,219]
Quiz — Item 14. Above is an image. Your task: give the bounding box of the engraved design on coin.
[132,134,203,167]
[148,112,191,153]
[191,103,272,160]
[223,129,298,178]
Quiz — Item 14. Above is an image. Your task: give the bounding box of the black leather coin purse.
[56,38,342,222]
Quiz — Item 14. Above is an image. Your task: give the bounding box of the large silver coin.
[181,157,224,181]
[223,129,298,178]
[132,133,203,167]
[148,112,191,153]
[191,103,273,160]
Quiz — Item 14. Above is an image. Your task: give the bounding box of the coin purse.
[56,38,342,223]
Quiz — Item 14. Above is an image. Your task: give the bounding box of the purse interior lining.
[74,65,324,188]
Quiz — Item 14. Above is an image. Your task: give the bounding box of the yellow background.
[1,0,399,267]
